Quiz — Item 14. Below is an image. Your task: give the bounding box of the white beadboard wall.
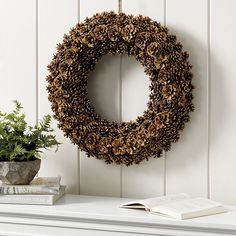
[0,0,236,204]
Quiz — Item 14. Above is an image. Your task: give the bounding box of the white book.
[0,176,61,195]
[120,193,227,220]
[0,186,66,205]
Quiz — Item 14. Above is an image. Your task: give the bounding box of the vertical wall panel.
[210,0,236,204]
[79,0,121,197]
[165,0,208,197]
[0,0,36,124]
[38,0,79,193]
[121,0,165,198]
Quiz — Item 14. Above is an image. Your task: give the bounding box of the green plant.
[0,100,60,162]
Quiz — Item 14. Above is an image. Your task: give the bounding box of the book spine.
[0,186,59,195]
[0,195,52,205]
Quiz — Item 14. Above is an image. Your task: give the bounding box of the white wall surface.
[0,0,236,204]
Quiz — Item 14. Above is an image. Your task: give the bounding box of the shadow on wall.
[164,26,225,186]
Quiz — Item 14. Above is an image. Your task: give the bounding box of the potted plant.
[0,100,60,185]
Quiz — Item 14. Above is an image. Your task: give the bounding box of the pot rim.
[0,159,41,163]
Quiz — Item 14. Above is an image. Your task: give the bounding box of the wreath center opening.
[88,54,150,123]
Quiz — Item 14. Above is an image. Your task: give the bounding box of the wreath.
[46,11,194,166]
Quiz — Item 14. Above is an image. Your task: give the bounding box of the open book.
[120,193,227,220]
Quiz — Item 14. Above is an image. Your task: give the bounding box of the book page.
[151,198,223,217]
[120,193,190,209]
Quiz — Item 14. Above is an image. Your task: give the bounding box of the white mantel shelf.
[0,195,235,236]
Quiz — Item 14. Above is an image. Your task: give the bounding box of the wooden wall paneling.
[210,0,236,204]
[121,0,165,198]
[38,0,79,193]
[165,0,208,197]
[79,0,121,197]
[0,0,36,124]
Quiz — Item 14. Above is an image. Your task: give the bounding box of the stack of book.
[0,176,66,205]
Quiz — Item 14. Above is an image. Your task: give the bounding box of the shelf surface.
[0,194,235,235]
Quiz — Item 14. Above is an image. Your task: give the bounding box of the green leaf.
[0,101,61,161]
